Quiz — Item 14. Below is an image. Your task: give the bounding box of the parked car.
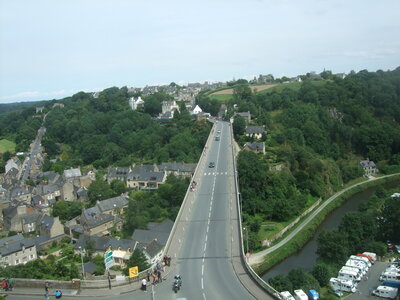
[208,162,215,168]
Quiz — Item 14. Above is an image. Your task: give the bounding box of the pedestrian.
[147,270,150,282]
[141,278,147,292]
[7,278,13,291]
[157,270,162,282]
[168,255,171,266]
[152,273,157,285]
[2,278,7,291]
[156,263,161,271]
[44,281,49,300]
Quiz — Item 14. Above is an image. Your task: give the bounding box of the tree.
[268,274,293,293]
[124,248,150,275]
[110,179,127,195]
[88,179,114,205]
[233,115,246,136]
[311,263,332,286]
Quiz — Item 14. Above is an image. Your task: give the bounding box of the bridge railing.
[228,121,282,300]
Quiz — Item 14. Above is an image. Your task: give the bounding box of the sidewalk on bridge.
[2,268,174,298]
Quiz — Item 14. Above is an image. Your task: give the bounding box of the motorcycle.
[172,281,180,293]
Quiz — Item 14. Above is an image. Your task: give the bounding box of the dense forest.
[226,68,400,251]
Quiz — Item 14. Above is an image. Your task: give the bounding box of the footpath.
[249,173,400,266]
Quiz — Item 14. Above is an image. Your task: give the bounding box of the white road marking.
[202,264,204,275]
[202,278,204,289]
[204,243,207,252]
[203,292,207,300]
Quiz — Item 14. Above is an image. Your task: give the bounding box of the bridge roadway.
[7,121,274,300]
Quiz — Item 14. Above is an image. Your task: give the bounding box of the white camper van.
[362,252,377,263]
[380,271,400,281]
[293,289,308,300]
[349,255,371,268]
[341,265,363,280]
[372,286,398,299]
[338,268,360,282]
[346,259,368,276]
[329,277,357,293]
[280,291,295,300]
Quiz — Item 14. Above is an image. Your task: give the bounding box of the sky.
[1,0,400,103]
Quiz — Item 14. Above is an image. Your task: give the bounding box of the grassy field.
[0,139,16,153]
[208,94,233,102]
[208,84,277,100]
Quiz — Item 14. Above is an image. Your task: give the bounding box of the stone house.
[5,157,21,174]
[10,186,32,203]
[236,111,251,123]
[157,162,197,178]
[3,204,35,232]
[21,213,41,233]
[243,142,265,154]
[37,215,64,238]
[96,196,129,216]
[359,159,378,176]
[0,234,37,267]
[245,126,266,140]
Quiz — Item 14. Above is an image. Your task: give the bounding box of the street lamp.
[78,246,85,279]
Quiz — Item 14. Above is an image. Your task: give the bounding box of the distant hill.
[0,100,47,115]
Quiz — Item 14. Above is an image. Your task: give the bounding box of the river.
[262,179,400,281]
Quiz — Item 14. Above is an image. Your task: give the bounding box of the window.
[15,259,20,264]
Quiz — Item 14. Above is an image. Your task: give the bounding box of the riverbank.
[250,173,400,276]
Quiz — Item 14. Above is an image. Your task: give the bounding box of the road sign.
[104,251,115,270]
[129,266,139,278]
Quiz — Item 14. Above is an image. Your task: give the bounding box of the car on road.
[217,130,221,134]
[215,136,220,141]
[208,162,215,168]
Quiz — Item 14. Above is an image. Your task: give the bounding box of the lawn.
[208,94,232,102]
[0,139,16,153]
[209,84,277,97]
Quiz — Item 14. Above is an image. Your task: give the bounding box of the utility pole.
[78,246,85,279]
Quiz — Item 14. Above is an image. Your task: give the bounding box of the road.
[20,126,46,182]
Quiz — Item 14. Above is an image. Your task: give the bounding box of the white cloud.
[0,89,76,103]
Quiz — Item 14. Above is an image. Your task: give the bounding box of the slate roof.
[97,196,128,213]
[11,187,30,198]
[22,213,41,224]
[42,184,60,194]
[245,126,265,135]
[31,171,59,183]
[75,236,136,251]
[132,219,173,246]
[143,240,163,258]
[0,236,36,256]
[157,163,197,173]
[360,160,376,168]
[150,219,174,233]
[237,111,250,117]
[0,234,24,248]
[82,261,98,274]
[127,171,165,183]
[39,215,55,230]
[107,167,131,179]
[32,195,45,206]
[244,142,265,151]
[64,168,82,178]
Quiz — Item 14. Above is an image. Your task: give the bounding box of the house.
[41,183,61,202]
[161,100,180,115]
[96,196,129,216]
[245,126,266,139]
[81,261,98,279]
[10,186,32,203]
[190,105,203,115]
[157,162,197,178]
[31,195,47,208]
[236,111,251,123]
[137,239,164,266]
[63,168,82,182]
[359,159,378,176]
[61,181,75,201]
[35,107,45,114]
[52,103,64,108]
[129,96,144,111]
[5,157,21,174]
[0,234,37,267]
[107,167,131,183]
[3,203,35,232]
[37,215,64,238]
[126,165,166,190]
[132,219,173,247]
[74,236,136,268]
[21,213,41,233]
[243,142,265,154]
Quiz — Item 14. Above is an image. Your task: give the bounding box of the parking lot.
[346,261,393,299]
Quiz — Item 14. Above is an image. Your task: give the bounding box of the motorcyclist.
[174,275,182,287]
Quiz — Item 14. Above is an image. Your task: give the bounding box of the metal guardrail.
[228,121,282,300]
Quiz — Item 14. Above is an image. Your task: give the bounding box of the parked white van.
[280,291,295,300]
[362,252,377,263]
[346,259,368,275]
[293,289,308,300]
[372,286,398,299]
[380,271,400,281]
[329,277,357,293]
[338,268,360,282]
[350,255,371,268]
[341,265,363,280]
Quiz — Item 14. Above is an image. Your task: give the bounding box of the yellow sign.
[129,266,139,278]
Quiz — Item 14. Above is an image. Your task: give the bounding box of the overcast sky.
[1,0,399,103]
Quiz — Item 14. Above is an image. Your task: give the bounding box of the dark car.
[208,162,215,168]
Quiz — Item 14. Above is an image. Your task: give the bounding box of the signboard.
[104,251,115,270]
[129,266,139,278]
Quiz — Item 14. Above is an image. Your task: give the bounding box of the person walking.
[147,270,150,282]
[7,278,13,291]
[44,281,49,300]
